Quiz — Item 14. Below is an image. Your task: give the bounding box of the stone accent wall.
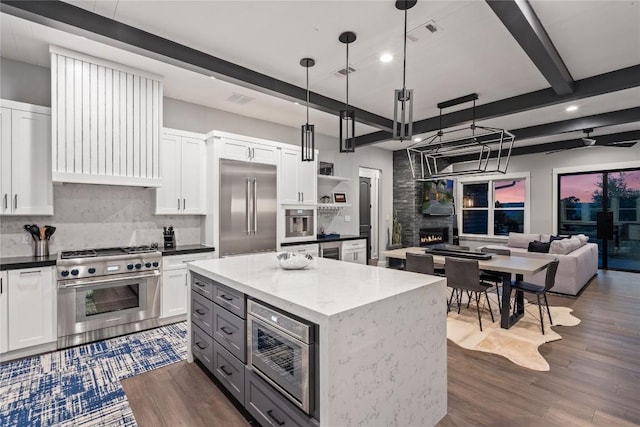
[393,150,454,247]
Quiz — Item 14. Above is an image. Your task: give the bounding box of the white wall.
[0,57,51,106]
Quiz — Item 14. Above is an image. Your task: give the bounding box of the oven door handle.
[58,271,161,289]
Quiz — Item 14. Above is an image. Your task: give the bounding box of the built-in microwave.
[285,209,314,238]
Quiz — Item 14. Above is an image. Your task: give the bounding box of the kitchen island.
[187,253,447,426]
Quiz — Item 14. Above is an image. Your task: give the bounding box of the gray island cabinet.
[187,253,447,426]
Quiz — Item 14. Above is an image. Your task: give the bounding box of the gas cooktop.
[60,245,159,260]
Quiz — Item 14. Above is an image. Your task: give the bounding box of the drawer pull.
[195,342,206,350]
[194,281,205,287]
[219,294,233,301]
[267,410,285,426]
[220,326,233,335]
[195,309,206,315]
[219,365,232,376]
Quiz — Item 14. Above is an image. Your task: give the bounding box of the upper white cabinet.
[6,267,56,351]
[0,101,53,216]
[50,46,163,187]
[156,128,206,215]
[280,147,317,205]
[217,135,278,166]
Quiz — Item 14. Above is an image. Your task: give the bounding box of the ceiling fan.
[545,128,638,154]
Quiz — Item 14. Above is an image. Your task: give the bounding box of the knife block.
[163,235,176,249]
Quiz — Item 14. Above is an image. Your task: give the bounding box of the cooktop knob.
[135,263,142,269]
[61,270,69,277]
[152,262,159,267]
[127,264,134,270]
[88,268,96,274]
[145,262,151,268]
[71,269,79,276]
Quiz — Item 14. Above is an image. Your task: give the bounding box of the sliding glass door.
[558,168,640,272]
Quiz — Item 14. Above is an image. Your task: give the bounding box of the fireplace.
[419,227,449,247]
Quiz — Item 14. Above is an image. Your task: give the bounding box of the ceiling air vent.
[336,65,356,77]
[407,19,441,42]
[226,93,255,105]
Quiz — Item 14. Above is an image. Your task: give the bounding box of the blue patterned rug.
[0,322,187,426]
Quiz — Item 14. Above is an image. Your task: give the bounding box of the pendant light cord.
[306,65,310,124]
[346,41,350,108]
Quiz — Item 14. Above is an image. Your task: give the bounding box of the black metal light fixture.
[300,57,315,162]
[393,0,417,141]
[339,31,356,153]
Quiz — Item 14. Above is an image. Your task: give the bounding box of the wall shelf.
[318,174,350,182]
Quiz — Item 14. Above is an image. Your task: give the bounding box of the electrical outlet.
[344,215,351,222]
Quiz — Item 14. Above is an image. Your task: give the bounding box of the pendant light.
[300,57,315,162]
[393,0,417,141]
[339,31,356,153]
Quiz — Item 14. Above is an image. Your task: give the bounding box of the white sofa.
[483,232,598,296]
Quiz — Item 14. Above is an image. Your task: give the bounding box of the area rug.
[447,295,580,371]
[0,322,187,427]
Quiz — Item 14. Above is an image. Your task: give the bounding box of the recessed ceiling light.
[209,76,216,80]
[379,53,393,63]
[294,102,300,106]
[565,105,578,112]
[413,137,422,142]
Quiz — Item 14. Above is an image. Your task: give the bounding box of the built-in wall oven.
[57,247,161,347]
[247,299,318,416]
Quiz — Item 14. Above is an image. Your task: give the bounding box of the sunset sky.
[559,171,640,202]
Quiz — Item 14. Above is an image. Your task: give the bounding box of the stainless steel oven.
[58,271,160,337]
[247,299,316,415]
[56,246,162,346]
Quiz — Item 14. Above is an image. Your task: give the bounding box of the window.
[458,174,529,236]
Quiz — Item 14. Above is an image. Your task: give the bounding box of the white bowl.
[275,252,313,270]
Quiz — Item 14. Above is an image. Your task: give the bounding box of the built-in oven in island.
[247,299,319,417]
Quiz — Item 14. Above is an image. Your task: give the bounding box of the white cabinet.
[218,136,279,165]
[279,243,319,256]
[161,252,215,318]
[280,148,317,205]
[156,129,206,215]
[5,267,56,351]
[0,271,7,353]
[0,102,53,216]
[50,46,162,187]
[341,239,367,265]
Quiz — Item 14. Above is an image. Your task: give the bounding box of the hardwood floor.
[123,270,640,427]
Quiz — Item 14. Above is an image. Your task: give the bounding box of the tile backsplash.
[0,183,202,258]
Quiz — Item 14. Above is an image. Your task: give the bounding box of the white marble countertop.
[188,253,443,323]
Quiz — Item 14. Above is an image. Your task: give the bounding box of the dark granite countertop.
[160,244,216,256]
[0,254,58,271]
[280,235,367,247]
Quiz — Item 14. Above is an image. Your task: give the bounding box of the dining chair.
[510,259,559,335]
[479,247,511,303]
[445,257,495,331]
[405,252,436,275]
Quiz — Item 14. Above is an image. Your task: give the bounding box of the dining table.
[382,247,554,329]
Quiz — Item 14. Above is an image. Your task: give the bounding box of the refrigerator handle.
[253,178,258,235]
[246,178,251,235]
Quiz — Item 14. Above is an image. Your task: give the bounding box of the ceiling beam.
[486,0,574,96]
[355,64,640,147]
[0,0,394,132]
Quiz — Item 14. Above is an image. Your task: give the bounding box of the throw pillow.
[574,234,589,244]
[528,240,551,253]
[508,232,541,249]
[549,235,567,242]
[549,236,583,255]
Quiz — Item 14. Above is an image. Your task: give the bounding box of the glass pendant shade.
[339,31,357,153]
[339,109,355,152]
[300,57,315,161]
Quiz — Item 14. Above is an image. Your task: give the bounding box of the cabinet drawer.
[342,239,366,250]
[192,323,214,372]
[191,273,214,300]
[212,341,245,405]
[213,282,245,319]
[191,291,214,335]
[245,368,316,427]
[164,252,214,271]
[213,305,246,363]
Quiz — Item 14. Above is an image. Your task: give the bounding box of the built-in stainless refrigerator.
[219,158,277,256]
